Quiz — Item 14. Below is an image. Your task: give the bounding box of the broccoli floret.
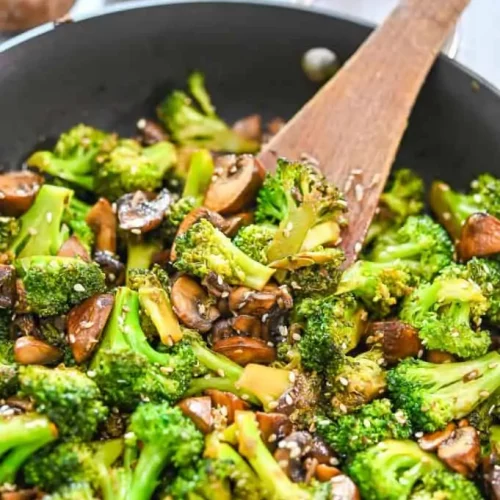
[15,256,106,316]
[410,469,483,500]
[316,399,411,458]
[182,148,214,203]
[369,215,453,281]
[19,365,108,441]
[297,294,366,373]
[336,260,412,316]
[9,184,73,258]
[0,413,58,485]
[400,274,491,359]
[347,440,445,500]
[256,159,347,262]
[430,174,500,240]
[326,349,387,416]
[43,482,97,500]
[174,218,275,290]
[24,439,123,498]
[387,351,500,432]
[0,323,17,399]
[91,287,195,410]
[26,124,116,191]
[63,197,95,254]
[233,224,278,264]
[162,196,197,244]
[365,168,425,245]
[0,217,19,252]
[157,72,259,153]
[94,139,176,200]
[469,388,500,449]
[127,402,204,500]
[234,411,311,500]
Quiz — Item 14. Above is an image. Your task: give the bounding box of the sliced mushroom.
[117,189,172,233]
[67,293,114,363]
[178,396,213,434]
[1,488,40,500]
[315,464,342,482]
[426,350,456,364]
[437,426,481,477]
[211,319,235,343]
[309,436,336,465]
[329,475,361,500]
[86,198,117,254]
[418,422,456,451]
[137,118,169,145]
[5,396,34,413]
[486,463,500,500]
[205,389,250,424]
[231,315,263,338]
[57,235,90,262]
[0,171,43,217]
[0,265,16,309]
[93,250,125,287]
[204,155,265,215]
[202,272,232,299]
[256,412,292,451]
[170,275,220,333]
[274,431,313,482]
[232,114,262,142]
[212,337,276,366]
[224,212,254,237]
[14,336,63,365]
[457,213,500,261]
[11,313,36,337]
[229,284,292,316]
[368,320,422,365]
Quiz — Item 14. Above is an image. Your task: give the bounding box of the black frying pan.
[1,0,500,190]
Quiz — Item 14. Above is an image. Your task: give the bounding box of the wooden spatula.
[258,0,470,264]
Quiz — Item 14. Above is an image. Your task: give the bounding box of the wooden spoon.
[258,0,470,264]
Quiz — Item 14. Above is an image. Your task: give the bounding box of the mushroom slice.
[57,235,90,262]
[170,275,220,333]
[137,118,169,145]
[117,189,172,233]
[309,436,336,465]
[212,337,276,366]
[204,155,265,215]
[229,284,291,316]
[273,431,313,482]
[224,212,254,238]
[1,488,39,500]
[178,396,213,434]
[369,320,422,365]
[0,171,43,216]
[0,264,16,309]
[211,319,235,343]
[329,475,361,500]
[202,271,232,299]
[255,411,292,450]
[437,426,481,477]
[232,114,262,142]
[93,250,125,287]
[14,336,63,365]
[67,293,114,363]
[418,422,456,452]
[457,213,500,261]
[315,464,342,482]
[426,350,456,364]
[231,315,263,338]
[205,389,250,424]
[86,198,117,254]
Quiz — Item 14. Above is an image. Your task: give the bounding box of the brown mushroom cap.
[205,390,250,424]
[437,426,481,477]
[255,411,292,450]
[0,171,44,216]
[212,336,276,366]
[457,213,500,261]
[67,293,114,363]
[274,431,313,482]
[204,155,265,215]
[224,212,255,238]
[418,422,457,452]
[136,119,169,145]
[178,396,213,434]
[57,235,90,262]
[93,250,125,287]
[228,284,293,316]
[232,114,262,142]
[85,198,117,254]
[117,189,172,234]
[14,336,63,365]
[170,275,220,332]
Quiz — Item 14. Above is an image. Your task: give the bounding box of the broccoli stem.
[186,376,260,405]
[182,149,214,202]
[301,220,340,251]
[129,444,167,500]
[0,416,56,457]
[190,343,243,382]
[372,240,431,262]
[126,239,161,276]
[235,411,310,500]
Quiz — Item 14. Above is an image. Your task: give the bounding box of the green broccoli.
[387,351,500,432]
[18,365,108,441]
[9,184,73,258]
[365,168,425,246]
[430,174,500,240]
[127,402,204,500]
[347,440,446,500]
[233,224,278,264]
[162,195,197,243]
[182,148,215,203]
[400,274,491,359]
[0,413,58,485]
[0,217,19,252]
[255,158,347,262]
[24,439,123,499]
[316,399,411,458]
[15,256,106,316]
[336,260,412,316]
[326,349,387,416]
[297,294,366,373]
[26,124,116,191]
[410,470,483,499]
[90,286,195,410]
[157,72,259,153]
[94,139,176,200]
[468,388,500,449]
[0,321,17,399]
[43,482,97,500]
[368,215,453,281]
[126,235,162,277]
[63,197,95,254]
[174,218,275,290]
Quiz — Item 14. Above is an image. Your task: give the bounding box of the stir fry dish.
[0,72,500,500]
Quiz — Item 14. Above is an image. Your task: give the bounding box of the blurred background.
[1,0,500,88]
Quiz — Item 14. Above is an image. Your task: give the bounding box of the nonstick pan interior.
[1,1,500,188]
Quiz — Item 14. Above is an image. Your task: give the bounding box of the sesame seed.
[344,175,354,193]
[363,418,371,428]
[111,203,117,213]
[137,118,147,129]
[261,313,269,323]
[290,447,301,459]
[0,191,5,200]
[339,404,348,414]
[354,242,362,253]
[211,175,218,182]
[46,212,53,223]
[198,303,206,315]
[130,228,142,235]
[339,377,349,387]
[68,334,76,343]
[329,457,340,466]
[73,283,85,292]
[489,363,498,369]
[285,394,293,405]
[81,321,94,329]
[278,460,289,469]
[217,369,225,378]
[268,433,277,443]
[229,166,238,174]
[278,325,288,337]
[217,275,223,285]
[415,431,424,438]
[442,212,451,220]
[289,372,296,383]
[417,349,424,358]
[369,173,381,188]
[267,342,274,347]
[480,390,490,398]
[221,291,229,298]
[354,183,364,202]
[292,333,302,341]
[268,401,278,409]
[87,370,96,378]
[219,406,228,417]
[241,394,250,401]
[28,227,38,236]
